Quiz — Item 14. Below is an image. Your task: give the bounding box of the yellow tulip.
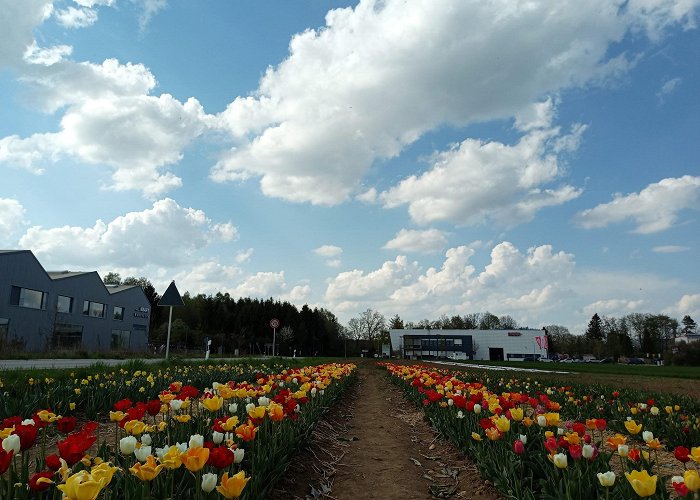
[485,428,501,441]
[90,458,119,486]
[471,432,482,441]
[129,455,163,481]
[202,396,224,412]
[159,446,182,470]
[624,420,642,435]
[109,411,126,422]
[684,470,700,492]
[690,447,700,463]
[217,471,250,499]
[510,407,523,422]
[174,414,192,423]
[37,410,58,423]
[625,470,657,497]
[124,420,147,436]
[494,416,511,433]
[180,446,210,472]
[57,470,107,500]
[247,406,266,420]
[220,416,239,432]
[545,413,560,426]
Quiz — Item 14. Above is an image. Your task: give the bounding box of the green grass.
[445,359,700,379]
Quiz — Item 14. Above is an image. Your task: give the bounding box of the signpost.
[270,318,280,357]
[158,281,184,360]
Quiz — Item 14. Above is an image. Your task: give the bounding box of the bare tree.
[357,309,386,343]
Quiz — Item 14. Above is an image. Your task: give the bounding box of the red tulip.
[56,416,77,433]
[513,439,525,455]
[113,398,133,411]
[146,399,161,416]
[208,446,235,469]
[28,471,54,492]
[14,424,39,451]
[45,454,61,471]
[675,446,690,463]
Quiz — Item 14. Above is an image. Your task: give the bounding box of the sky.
[1,0,699,334]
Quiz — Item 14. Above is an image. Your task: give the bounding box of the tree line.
[103,273,344,356]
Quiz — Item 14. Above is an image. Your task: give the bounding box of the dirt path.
[270,362,501,500]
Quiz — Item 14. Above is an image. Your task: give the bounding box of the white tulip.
[650,406,659,416]
[201,473,218,493]
[134,445,151,462]
[597,471,616,487]
[456,411,464,419]
[642,431,654,443]
[175,442,188,453]
[310,388,317,398]
[245,403,255,414]
[537,415,547,427]
[228,403,238,413]
[617,444,629,457]
[140,434,152,446]
[258,397,270,407]
[2,435,20,455]
[519,434,527,445]
[447,399,454,406]
[233,448,245,464]
[473,404,481,415]
[21,419,35,426]
[582,444,594,459]
[119,436,137,455]
[170,399,184,411]
[212,431,224,445]
[189,434,204,449]
[672,476,685,485]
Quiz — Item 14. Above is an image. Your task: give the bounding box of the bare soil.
[269,362,502,500]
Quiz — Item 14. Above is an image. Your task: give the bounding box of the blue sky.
[1,0,699,334]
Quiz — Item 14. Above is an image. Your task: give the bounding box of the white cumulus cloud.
[212,0,698,205]
[0,198,26,241]
[19,198,236,268]
[383,228,449,254]
[575,175,700,233]
[652,245,690,253]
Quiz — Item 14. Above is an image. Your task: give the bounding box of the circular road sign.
[270,318,280,329]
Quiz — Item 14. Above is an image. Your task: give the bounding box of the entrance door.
[489,347,504,361]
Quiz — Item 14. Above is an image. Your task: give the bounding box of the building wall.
[390,328,549,361]
[0,250,150,352]
[0,251,54,350]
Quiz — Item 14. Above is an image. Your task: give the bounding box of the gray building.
[0,250,150,352]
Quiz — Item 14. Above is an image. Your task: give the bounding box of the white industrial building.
[390,328,549,361]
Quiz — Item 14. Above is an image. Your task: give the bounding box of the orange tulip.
[235,421,258,442]
[217,471,250,499]
[180,446,210,472]
[129,455,164,481]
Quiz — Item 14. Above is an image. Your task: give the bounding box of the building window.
[57,295,74,314]
[454,339,462,345]
[111,330,130,349]
[82,300,105,318]
[113,306,124,321]
[10,286,48,310]
[51,324,83,350]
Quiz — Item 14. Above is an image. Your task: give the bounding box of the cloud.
[657,76,682,103]
[0,1,214,199]
[212,0,697,205]
[168,261,242,296]
[664,294,700,319]
[381,102,585,226]
[313,245,343,258]
[132,0,168,31]
[55,6,99,28]
[575,175,700,233]
[235,248,254,263]
[19,198,236,268]
[383,228,448,254]
[652,245,690,253]
[583,298,645,316]
[227,271,310,303]
[0,198,26,240]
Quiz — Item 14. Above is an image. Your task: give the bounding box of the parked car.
[626,357,645,365]
[598,357,615,364]
[539,357,554,363]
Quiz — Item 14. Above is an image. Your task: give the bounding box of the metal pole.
[165,306,173,360]
[272,327,276,357]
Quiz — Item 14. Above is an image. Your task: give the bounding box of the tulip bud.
[201,472,218,493]
[650,406,659,415]
[310,388,317,398]
[141,434,152,446]
[513,439,525,455]
[582,444,594,459]
[447,399,454,406]
[617,444,628,457]
[473,404,481,415]
[119,436,137,455]
[212,431,224,445]
[519,434,527,445]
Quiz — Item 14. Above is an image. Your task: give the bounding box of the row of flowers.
[380,362,699,499]
[0,361,356,499]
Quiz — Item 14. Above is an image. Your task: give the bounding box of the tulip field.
[0,360,356,499]
[380,362,700,499]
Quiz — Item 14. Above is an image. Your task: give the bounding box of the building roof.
[47,271,92,280]
[105,284,140,294]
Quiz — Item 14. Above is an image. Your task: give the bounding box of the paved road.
[0,356,304,370]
